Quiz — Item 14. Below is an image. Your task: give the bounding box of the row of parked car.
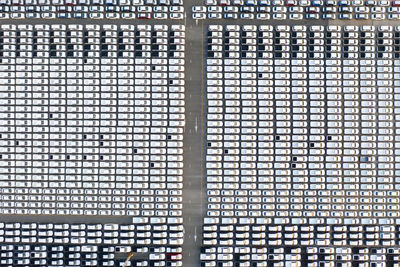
[0,0,182,4]
[0,0,184,19]
[0,221,183,246]
[0,243,182,267]
[203,0,399,7]
[193,0,400,19]
[200,245,399,266]
[205,24,400,59]
[0,5,184,19]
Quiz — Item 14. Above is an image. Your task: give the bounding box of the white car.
[388,13,400,19]
[121,13,136,19]
[378,0,390,6]
[137,12,152,19]
[224,13,238,19]
[299,0,310,5]
[371,13,385,19]
[240,13,254,19]
[153,13,168,19]
[289,13,302,19]
[170,6,184,12]
[137,6,152,12]
[170,12,184,19]
[208,6,222,12]
[192,6,206,12]
[154,6,168,12]
[219,0,230,5]
[272,13,286,19]
[208,13,222,18]
[41,12,56,19]
[355,13,368,19]
[224,6,238,12]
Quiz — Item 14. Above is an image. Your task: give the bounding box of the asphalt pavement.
[182,1,206,266]
[3,5,400,267]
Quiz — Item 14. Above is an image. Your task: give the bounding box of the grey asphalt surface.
[2,5,400,266]
[182,1,205,266]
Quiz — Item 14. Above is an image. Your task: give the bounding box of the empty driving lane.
[182,1,205,265]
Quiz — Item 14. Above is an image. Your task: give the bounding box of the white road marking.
[195,117,198,132]
[194,226,197,242]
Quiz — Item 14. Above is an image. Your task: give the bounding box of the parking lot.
[0,23,186,266]
[201,22,400,266]
[2,0,400,266]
